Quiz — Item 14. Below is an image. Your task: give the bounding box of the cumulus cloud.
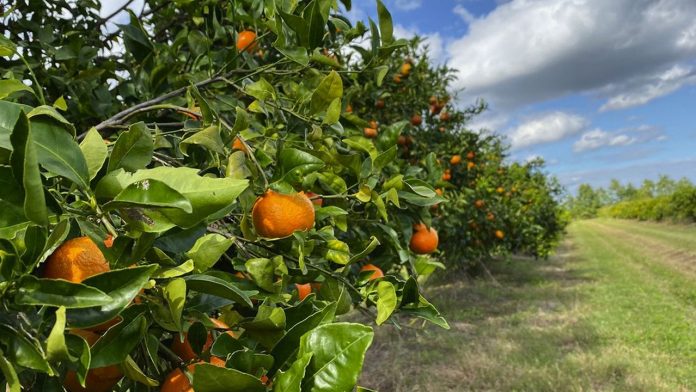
[507,111,587,150]
[453,5,476,24]
[446,0,696,110]
[393,0,422,11]
[599,64,696,111]
[573,129,635,152]
[393,24,445,64]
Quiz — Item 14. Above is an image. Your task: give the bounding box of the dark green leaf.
[192,364,265,392]
[0,79,34,99]
[90,313,147,368]
[9,112,47,225]
[376,0,393,44]
[16,275,112,308]
[272,353,312,392]
[108,122,153,173]
[184,274,255,308]
[311,71,343,114]
[31,117,89,189]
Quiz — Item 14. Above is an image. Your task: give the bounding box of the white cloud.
[393,0,422,11]
[445,0,696,110]
[507,111,587,150]
[573,129,635,152]
[453,5,476,24]
[467,112,509,132]
[393,24,445,64]
[599,64,696,111]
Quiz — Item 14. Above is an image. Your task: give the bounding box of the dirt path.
[357,219,696,391]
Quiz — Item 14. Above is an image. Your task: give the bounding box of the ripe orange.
[467,161,475,170]
[161,358,227,392]
[170,331,213,362]
[400,62,412,76]
[466,151,475,160]
[232,137,248,153]
[442,169,451,181]
[296,283,312,300]
[495,230,505,239]
[450,155,462,165]
[236,30,257,52]
[429,96,438,105]
[439,112,450,122]
[496,187,505,194]
[252,190,315,239]
[360,264,384,281]
[305,191,323,207]
[43,236,110,283]
[474,199,485,209]
[364,127,378,138]
[435,188,443,196]
[375,99,385,109]
[369,120,378,129]
[410,223,439,254]
[63,330,122,392]
[410,114,422,126]
[345,104,353,113]
[393,74,402,83]
[103,235,114,248]
[397,135,407,145]
[487,212,495,221]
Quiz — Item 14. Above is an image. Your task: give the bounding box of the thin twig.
[97,0,136,31]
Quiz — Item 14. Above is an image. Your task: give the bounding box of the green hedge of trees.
[566,175,696,222]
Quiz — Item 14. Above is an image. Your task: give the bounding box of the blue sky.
[103,0,696,193]
[345,0,696,192]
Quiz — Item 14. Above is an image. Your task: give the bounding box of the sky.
[102,0,696,193]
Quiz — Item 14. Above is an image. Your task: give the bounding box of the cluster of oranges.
[393,58,413,84]
[364,119,379,139]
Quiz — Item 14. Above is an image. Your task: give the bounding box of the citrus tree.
[0,1,451,391]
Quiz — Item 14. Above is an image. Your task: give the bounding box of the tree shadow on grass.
[357,241,645,392]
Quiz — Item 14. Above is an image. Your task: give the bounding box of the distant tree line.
[565,175,696,222]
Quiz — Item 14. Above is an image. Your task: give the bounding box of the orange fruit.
[232,137,248,153]
[450,155,462,165]
[161,358,227,392]
[43,236,110,283]
[375,99,385,109]
[442,172,451,181]
[345,104,353,113]
[467,161,475,170]
[170,330,214,362]
[496,187,505,194]
[435,188,443,196]
[410,114,422,126]
[429,96,438,105]
[393,74,402,84]
[400,62,412,76]
[364,127,378,138]
[397,135,407,145]
[360,264,384,280]
[305,191,323,207]
[252,190,315,239]
[296,283,312,300]
[410,223,439,254]
[63,330,123,392]
[103,235,114,248]
[369,120,378,129]
[495,230,505,240]
[440,111,450,122]
[466,151,475,160]
[487,212,495,221]
[474,199,485,209]
[236,30,257,52]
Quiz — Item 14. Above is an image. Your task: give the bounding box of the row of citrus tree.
[0,1,565,391]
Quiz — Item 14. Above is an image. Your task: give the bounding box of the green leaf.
[274,46,309,66]
[349,236,380,264]
[53,96,68,111]
[375,281,396,325]
[90,313,147,368]
[245,257,281,293]
[270,302,337,374]
[65,333,91,387]
[376,0,393,44]
[227,349,274,375]
[121,355,159,387]
[0,324,53,374]
[305,0,328,49]
[273,353,312,392]
[311,71,343,114]
[369,18,380,55]
[0,79,34,99]
[108,122,153,173]
[180,125,225,155]
[401,295,450,329]
[79,128,108,180]
[317,279,352,315]
[240,304,286,349]
[31,117,90,189]
[104,179,193,213]
[9,112,47,225]
[245,78,277,101]
[118,11,153,62]
[46,307,69,362]
[152,259,195,279]
[325,239,350,265]
[323,98,342,125]
[0,35,17,57]
[192,364,266,392]
[374,65,389,86]
[184,274,255,308]
[164,278,186,333]
[188,29,211,56]
[67,265,157,328]
[0,349,20,392]
[298,323,374,392]
[0,100,26,150]
[210,332,245,358]
[187,234,233,273]
[95,167,248,229]
[15,275,113,308]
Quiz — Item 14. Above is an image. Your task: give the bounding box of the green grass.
[357,219,696,391]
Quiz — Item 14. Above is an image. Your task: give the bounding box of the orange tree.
[0,1,453,391]
[352,37,567,269]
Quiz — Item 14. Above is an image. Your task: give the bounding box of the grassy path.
[358,219,696,391]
